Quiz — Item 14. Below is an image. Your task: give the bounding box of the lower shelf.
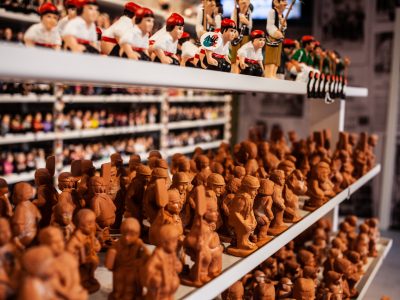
[90,165,381,300]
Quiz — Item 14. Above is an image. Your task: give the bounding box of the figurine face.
[212,184,224,197]
[42,13,59,31]
[317,167,330,181]
[167,197,182,214]
[204,0,216,11]
[253,38,266,50]
[177,183,188,194]
[79,213,97,235]
[170,25,184,41]
[138,17,155,34]
[223,28,237,43]
[274,0,288,13]
[247,187,258,199]
[162,236,178,254]
[48,230,65,256]
[122,228,139,245]
[68,7,77,18]
[82,4,99,24]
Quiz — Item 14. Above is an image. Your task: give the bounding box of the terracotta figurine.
[0,178,12,218]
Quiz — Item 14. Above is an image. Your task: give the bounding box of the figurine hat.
[152,167,168,178]
[221,18,236,29]
[172,172,189,184]
[166,13,185,27]
[135,7,154,19]
[301,35,315,43]
[207,173,225,186]
[75,0,97,8]
[148,150,162,159]
[58,172,76,182]
[250,30,265,39]
[137,165,152,176]
[125,2,141,13]
[283,38,296,46]
[241,175,260,189]
[39,3,59,15]
[65,0,78,8]
[156,159,169,170]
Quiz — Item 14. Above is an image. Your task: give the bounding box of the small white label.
[200,32,223,51]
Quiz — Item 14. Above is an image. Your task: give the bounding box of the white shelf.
[0,8,39,23]
[0,44,368,96]
[168,95,231,103]
[356,237,393,300]
[62,94,164,103]
[167,118,228,130]
[0,94,56,103]
[2,170,36,184]
[165,140,225,156]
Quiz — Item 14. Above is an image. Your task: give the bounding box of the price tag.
[200,32,223,51]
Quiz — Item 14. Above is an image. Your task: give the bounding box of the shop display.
[237,30,266,77]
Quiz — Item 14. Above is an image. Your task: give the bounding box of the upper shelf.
[0,44,368,97]
[0,8,39,23]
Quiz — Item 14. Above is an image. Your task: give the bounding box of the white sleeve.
[196,6,204,39]
[237,44,247,58]
[24,24,37,41]
[54,32,62,45]
[248,11,253,31]
[152,35,165,51]
[266,9,278,36]
[119,31,132,46]
[62,20,78,37]
[215,14,222,29]
[113,21,129,39]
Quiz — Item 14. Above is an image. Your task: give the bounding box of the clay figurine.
[67,209,101,294]
[11,182,41,248]
[58,172,84,212]
[353,132,369,178]
[292,277,315,300]
[142,224,183,300]
[39,226,88,300]
[182,185,223,286]
[277,277,293,299]
[283,169,307,223]
[105,218,150,300]
[366,218,379,257]
[366,134,378,171]
[24,3,61,49]
[126,154,142,186]
[267,170,288,236]
[170,172,190,228]
[51,190,76,241]
[221,281,245,300]
[0,178,13,218]
[227,175,260,257]
[253,270,276,300]
[253,178,274,245]
[195,0,218,39]
[237,30,265,77]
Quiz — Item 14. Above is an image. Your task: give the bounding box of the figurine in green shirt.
[290,35,316,81]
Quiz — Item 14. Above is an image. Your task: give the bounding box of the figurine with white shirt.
[264,0,288,78]
[24,3,61,50]
[101,2,140,56]
[62,0,100,54]
[58,0,78,35]
[179,32,200,67]
[204,18,237,73]
[196,0,218,40]
[237,30,265,77]
[151,13,185,65]
[119,7,154,61]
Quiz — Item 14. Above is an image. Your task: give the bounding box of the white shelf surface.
[89,164,382,300]
[0,8,39,23]
[168,95,231,103]
[0,124,162,145]
[165,140,225,156]
[0,44,367,96]
[0,94,56,103]
[356,237,393,300]
[62,94,164,103]
[167,118,228,130]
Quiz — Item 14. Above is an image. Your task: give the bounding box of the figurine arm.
[63,35,86,53]
[121,43,140,60]
[266,9,283,39]
[24,25,37,47]
[196,6,205,38]
[206,50,218,66]
[154,48,172,64]
[104,247,117,271]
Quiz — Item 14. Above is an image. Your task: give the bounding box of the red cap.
[135,7,154,20]
[180,32,190,40]
[221,18,236,30]
[214,28,221,33]
[39,3,59,15]
[283,38,296,46]
[75,0,97,8]
[166,13,185,27]
[65,0,77,8]
[301,35,315,43]
[314,40,321,47]
[250,30,265,39]
[125,2,141,13]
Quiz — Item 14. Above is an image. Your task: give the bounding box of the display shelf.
[355,237,393,300]
[167,118,228,130]
[2,170,36,184]
[168,95,231,103]
[0,44,368,97]
[0,8,39,23]
[0,94,56,103]
[62,94,164,103]
[165,140,226,156]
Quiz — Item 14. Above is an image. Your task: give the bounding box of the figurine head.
[233,166,246,180]
[12,182,33,205]
[368,134,378,147]
[151,167,168,183]
[136,165,152,183]
[227,178,241,194]
[129,154,141,171]
[166,189,182,214]
[254,270,266,283]
[53,198,74,226]
[124,1,141,19]
[135,7,155,34]
[38,3,59,31]
[293,278,315,300]
[226,281,244,300]
[156,159,169,170]
[90,176,107,194]
[280,277,293,291]
[345,215,358,227]
[177,156,190,172]
[121,218,140,245]
[158,224,179,253]
[273,0,288,13]
[0,178,8,196]
[301,35,316,52]
[240,175,260,198]
[65,0,78,18]
[111,153,123,168]
[221,19,237,42]
[270,170,285,186]
[76,0,98,23]
[0,218,11,246]
[202,0,217,12]
[250,30,266,50]
[81,160,95,176]
[35,168,52,186]
[210,162,224,175]
[148,150,162,159]
[196,155,210,170]
[278,160,296,178]
[39,226,65,256]
[76,209,97,235]
[207,173,225,197]
[315,162,330,182]
[172,172,189,194]
[166,13,184,41]
[22,246,55,278]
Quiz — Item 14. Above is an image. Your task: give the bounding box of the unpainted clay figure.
[67,209,101,294]
[204,173,225,230]
[320,270,344,300]
[177,155,196,184]
[277,277,293,299]
[0,218,19,299]
[58,172,84,212]
[261,257,279,280]
[11,182,41,248]
[19,246,59,300]
[270,128,290,161]
[333,257,360,299]
[105,218,150,300]
[237,141,260,176]
[253,178,274,245]
[303,161,336,211]
[182,185,223,286]
[221,280,245,300]
[143,167,169,224]
[33,167,58,227]
[253,270,276,300]
[75,160,96,204]
[142,224,183,300]
[0,178,12,219]
[267,170,287,236]
[353,132,369,178]
[366,218,379,257]
[258,142,280,173]
[227,175,260,257]
[323,248,341,278]
[39,226,88,300]
[366,134,378,171]
[89,176,116,246]
[169,172,190,227]
[194,155,212,184]
[283,169,307,223]
[354,223,370,264]
[292,278,316,300]
[51,193,76,241]
[126,154,142,186]
[125,164,152,222]
[170,153,184,175]
[149,189,183,245]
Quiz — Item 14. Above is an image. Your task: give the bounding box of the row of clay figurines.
[222,216,380,300]
[0,130,377,299]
